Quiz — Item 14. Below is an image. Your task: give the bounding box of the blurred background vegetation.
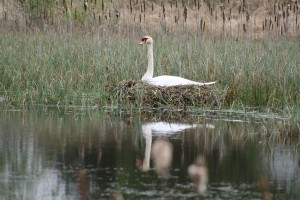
[2,0,299,38]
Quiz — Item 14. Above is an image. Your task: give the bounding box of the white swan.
[139,36,217,87]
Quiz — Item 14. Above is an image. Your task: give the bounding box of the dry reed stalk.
[206,60,210,82]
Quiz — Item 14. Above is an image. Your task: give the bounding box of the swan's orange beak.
[139,40,145,45]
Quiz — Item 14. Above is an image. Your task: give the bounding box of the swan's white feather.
[143,75,216,87]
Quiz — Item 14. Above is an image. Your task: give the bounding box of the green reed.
[0,32,299,110]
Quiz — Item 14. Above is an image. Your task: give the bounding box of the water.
[0,110,299,199]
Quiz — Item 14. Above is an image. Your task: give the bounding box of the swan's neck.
[141,43,154,81]
[142,128,152,171]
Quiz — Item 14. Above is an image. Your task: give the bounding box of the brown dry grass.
[1,0,299,39]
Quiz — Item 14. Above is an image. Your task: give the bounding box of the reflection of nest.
[106,80,227,108]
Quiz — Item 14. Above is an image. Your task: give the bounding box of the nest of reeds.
[106,80,227,108]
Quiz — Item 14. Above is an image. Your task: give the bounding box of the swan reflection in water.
[138,121,213,194]
[138,122,198,173]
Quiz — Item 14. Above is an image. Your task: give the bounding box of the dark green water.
[0,110,299,199]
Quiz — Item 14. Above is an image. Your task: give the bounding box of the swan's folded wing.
[144,76,216,87]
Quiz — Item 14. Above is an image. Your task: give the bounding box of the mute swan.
[139,36,217,87]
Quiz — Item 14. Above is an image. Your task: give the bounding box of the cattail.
[84,0,88,11]
[200,18,203,30]
[152,3,154,11]
[243,24,246,32]
[115,9,120,19]
[274,3,278,14]
[130,0,132,13]
[293,4,296,13]
[197,0,200,10]
[102,0,104,12]
[183,6,188,22]
[222,11,225,22]
[246,11,249,21]
[139,13,141,23]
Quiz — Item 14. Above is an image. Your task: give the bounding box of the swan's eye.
[141,38,148,42]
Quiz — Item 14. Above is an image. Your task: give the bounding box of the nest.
[106,80,227,109]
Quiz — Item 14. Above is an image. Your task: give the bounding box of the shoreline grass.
[0,32,299,113]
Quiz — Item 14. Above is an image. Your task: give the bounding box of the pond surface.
[0,110,299,199]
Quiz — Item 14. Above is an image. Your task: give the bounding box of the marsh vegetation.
[0,0,299,120]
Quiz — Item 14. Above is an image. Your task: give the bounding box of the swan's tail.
[198,81,217,86]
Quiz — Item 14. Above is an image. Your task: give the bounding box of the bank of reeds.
[2,0,300,39]
[0,32,299,112]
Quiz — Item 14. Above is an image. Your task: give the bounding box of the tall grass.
[0,32,299,110]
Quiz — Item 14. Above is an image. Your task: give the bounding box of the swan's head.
[139,36,153,45]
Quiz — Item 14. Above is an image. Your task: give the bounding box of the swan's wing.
[145,76,216,87]
[143,122,197,134]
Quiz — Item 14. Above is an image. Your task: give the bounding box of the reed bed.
[0,32,299,112]
[2,0,300,39]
